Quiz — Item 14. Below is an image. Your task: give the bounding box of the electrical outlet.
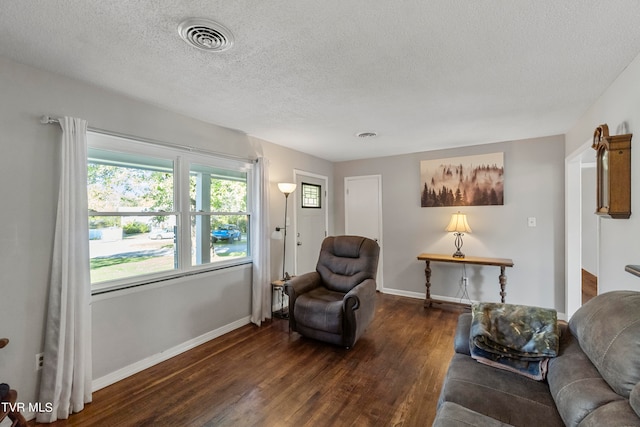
[36,352,44,371]
[462,277,468,286]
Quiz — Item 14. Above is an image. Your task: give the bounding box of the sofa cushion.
[569,290,640,397]
[577,400,640,427]
[438,353,564,427]
[433,402,514,427]
[631,382,640,418]
[548,323,626,427]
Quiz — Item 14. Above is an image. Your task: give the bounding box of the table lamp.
[445,211,472,258]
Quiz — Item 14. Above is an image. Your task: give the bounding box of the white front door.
[294,171,328,275]
[344,175,383,290]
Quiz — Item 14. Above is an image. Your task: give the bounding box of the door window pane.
[301,182,321,208]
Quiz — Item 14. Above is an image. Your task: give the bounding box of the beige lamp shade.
[278,182,297,195]
[276,182,296,281]
[445,212,472,233]
[445,211,471,258]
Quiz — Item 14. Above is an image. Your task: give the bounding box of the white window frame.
[88,131,253,294]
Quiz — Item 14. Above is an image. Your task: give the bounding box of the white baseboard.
[381,287,473,304]
[380,287,567,320]
[380,287,424,300]
[92,316,251,392]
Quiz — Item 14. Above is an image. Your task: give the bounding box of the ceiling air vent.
[178,18,234,52]
[356,132,378,138]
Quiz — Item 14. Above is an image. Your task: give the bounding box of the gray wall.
[566,52,640,294]
[256,138,334,281]
[334,136,566,311]
[0,56,333,410]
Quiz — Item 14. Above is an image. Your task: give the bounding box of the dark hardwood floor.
[33,293,462,427]
[582,268,597,305]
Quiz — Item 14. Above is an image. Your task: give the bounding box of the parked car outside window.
[149,228,175,240]
[212,224,241,242]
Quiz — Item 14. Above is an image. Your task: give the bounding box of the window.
[189,163,248,266]
[301,182,321,208]
[87,132,252,293]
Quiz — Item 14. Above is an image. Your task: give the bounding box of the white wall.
[0,56,333,411]
[566,52,640,293]
[581,166,598,275]
[334,136,566,311]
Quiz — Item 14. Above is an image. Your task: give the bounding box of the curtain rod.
[40,115,257,164]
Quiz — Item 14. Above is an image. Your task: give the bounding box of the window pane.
[189,164,247,213]
[301,182,321,208]
[191,214,249,266]
[89,215,177,284]
[88,148,174,212]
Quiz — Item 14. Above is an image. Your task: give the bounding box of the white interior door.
[345,175,383,290]
[294,171,328,275]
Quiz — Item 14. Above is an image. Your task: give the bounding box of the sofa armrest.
[454,313,472,356]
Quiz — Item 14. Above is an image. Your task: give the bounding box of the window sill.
[91,260,252,300]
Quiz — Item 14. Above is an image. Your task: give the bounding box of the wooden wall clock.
[592,124,632,219]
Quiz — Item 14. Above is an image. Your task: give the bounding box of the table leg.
[424,260,432,308]
[281,286,289,319]
[1,389,27,427]
[499,265,507,303]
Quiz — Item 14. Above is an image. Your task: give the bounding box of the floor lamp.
[276,182,296,280]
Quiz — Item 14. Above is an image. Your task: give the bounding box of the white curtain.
[37,117,92,422]
[250,157,272,326]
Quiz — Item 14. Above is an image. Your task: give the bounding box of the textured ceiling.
[2,1,640,161]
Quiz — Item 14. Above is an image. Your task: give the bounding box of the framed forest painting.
[420,152,504,207]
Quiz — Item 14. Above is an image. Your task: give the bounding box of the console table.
[417,253,514,308]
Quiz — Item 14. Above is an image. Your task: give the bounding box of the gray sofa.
[434,290,640,426]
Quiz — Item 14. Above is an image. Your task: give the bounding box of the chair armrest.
[284,271,321,330]
[285,271,321,297]
[343,278,377,347]
[344,279,376,310]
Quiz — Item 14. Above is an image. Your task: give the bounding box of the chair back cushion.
[316,235,379,293]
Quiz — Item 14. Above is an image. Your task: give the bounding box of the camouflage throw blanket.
[470,302,559,380]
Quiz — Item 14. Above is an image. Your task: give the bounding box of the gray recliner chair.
[284,235,380,349]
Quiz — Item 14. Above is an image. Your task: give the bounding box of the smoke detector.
[178,18,234,52]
